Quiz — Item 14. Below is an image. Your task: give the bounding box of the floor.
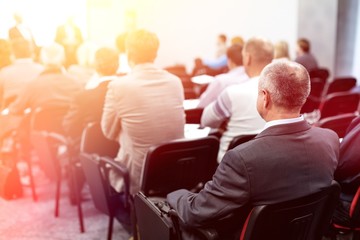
[0,162,131,240]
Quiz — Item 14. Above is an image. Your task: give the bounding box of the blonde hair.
[274,41,290,59]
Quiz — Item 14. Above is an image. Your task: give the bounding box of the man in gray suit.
[167,60,339,239]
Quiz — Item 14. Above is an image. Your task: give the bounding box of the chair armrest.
[99,156,130,207]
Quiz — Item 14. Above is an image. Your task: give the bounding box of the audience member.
[8,12,38,57]
[67,41,98,88]
[0,39,12,69]
[202,34,228,71]
[63,47,119,145]
[9,43,80,114]
[201,37,273,161]
[0,38,44,110]
[192,34,229,76]
[101,29,185,195]
[273,40,290,60]
[167,60,339,240]
[115,32,131,74]
[295,38,318,72]
[55,16,83,67]
[197,44,249,108]
[230,36,244,46]
[332,116,360,226]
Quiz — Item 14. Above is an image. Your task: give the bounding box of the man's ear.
[243,52,250,66]
[263,89,270,109]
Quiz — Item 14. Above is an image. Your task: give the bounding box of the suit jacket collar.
[255,120,311,139]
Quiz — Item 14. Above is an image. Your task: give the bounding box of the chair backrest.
[310,78,326,99]
[79,154,115,215]
[228,134,257,151]
[185,108,204,124]
[309,68,330,83]
[319,92,360,119]
[80,122,120,157]
[240,181,341,240]
[315,113,358,138]
[324,77,357,96]
[140,136,219,197]
[30,106,69,134]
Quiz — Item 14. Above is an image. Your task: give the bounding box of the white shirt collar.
[263,115,304,130]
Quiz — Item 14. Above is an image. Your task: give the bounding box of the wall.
[335,0,358,78]
[297,0,338,78]
[133,0,299,72]
[353,1,360,84]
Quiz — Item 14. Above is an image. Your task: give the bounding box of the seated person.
[333,115,360,226]
[295,38,318,72]
[167,60,339,240]
[201,37,273,161]
[192,34,229,76]
[101,29,185,196]
[63,47,119,149]
[8,43,81,152]
[197,44,249,108]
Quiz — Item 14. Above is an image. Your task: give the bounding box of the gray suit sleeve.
[101,83,121,140]
[167,150,251,227]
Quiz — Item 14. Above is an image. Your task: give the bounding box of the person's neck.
[265,111,301,122]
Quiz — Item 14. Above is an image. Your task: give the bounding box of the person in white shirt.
[201,37,274,161]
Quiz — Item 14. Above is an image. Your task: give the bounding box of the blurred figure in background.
[8,12,38,59]
[0,39,12,70]
[230,35,244,46]
[115,32,131,75]
[55,16,83,68]
[295,38,318,72]
[197,44,249,108]
[273,40,290,60]
[63,47,119,145]
[67,41,98,88]
[193,34,229,76]
[0,38,44,110]
[9,42,80,114]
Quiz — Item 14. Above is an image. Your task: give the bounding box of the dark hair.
[297,38,310,53]
[226,44,243,66]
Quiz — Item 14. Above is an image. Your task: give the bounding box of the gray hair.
[259,60,310,109]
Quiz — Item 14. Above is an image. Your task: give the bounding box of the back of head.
[126,29,159,65]
[243,37,274,76]
[231,36,244,46]
[259,60,310,111]
[226,44,243,66]
[11,38,32,59]
[40,43,65,67]
[297,38,310,53]
[218,34,227,43]
[94,47,119,76]
[274,41,290,59]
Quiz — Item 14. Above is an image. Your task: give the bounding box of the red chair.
[332,186,360,240]
[315,113,358,138]
[319,92,360,119]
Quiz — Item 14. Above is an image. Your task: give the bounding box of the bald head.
[258,60,310,111]
[242,37,274,77]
